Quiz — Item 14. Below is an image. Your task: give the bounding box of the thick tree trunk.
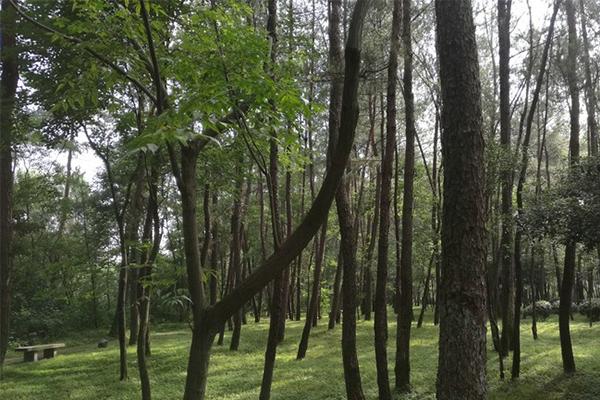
[434,0,488,398]
[0,0,17,371]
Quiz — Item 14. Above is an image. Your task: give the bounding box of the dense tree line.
[2,0,600,399]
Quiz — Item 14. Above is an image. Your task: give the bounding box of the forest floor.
[1,311,599,399]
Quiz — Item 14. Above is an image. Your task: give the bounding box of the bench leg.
[24,352,39,362]
[43,349,57,359]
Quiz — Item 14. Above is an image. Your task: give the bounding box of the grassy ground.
[1,311,599,399]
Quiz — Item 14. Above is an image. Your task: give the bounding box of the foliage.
[522,157,600,248]
[578,298,600,322]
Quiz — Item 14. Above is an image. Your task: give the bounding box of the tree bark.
[0,0,17,371]
[559,0,579,375]
[297,223,327,359]
[229,161,244,352]
[579,0,598,157]
[498,0,514,358]
[396,0,416,392]
[434,0,488,398]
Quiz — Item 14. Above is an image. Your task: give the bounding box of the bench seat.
[15,343,66,362]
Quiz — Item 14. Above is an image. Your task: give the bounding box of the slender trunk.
[297,223,327,359]
[259,0,286,395]
[229,163,243,351]
[512,0,560,376]
[331,0,369,398]
[127,160,147,346]
[579,0,598,157]
[417,253,435,328]
[559,0,578,374]
[531,248,538,339]
[498,0,514,358]
[328,247,343,329]
[209,193,219,306]
[137,155,161,400]
[395,0,416,392]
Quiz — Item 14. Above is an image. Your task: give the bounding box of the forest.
[1,0,600,399]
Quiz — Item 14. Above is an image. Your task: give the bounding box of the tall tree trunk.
[512,0,560,377]
[579,0,598,157]
[259,0,286,395]
[395,0,416,392]
[0,0,17,371]
[362,163,380,320]
[560,0,579,375]
[331,0,369,398]
[136,153,161,400]
[434,0,488,398]
[498,0,514,358]
[127,159,147,347]
[85,131,138,381]
[209,193,219,306]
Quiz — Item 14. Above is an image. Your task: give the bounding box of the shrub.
[523,300,553,320]
[578,298,600,322]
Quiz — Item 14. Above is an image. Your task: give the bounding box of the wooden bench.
[15,343,65,362]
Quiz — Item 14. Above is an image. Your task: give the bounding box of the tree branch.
[8,0,157,104]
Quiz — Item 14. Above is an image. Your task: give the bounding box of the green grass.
[1,312,600,399]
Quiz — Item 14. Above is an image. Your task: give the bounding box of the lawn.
[1,312,599,399]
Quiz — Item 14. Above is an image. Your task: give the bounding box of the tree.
[512,0,561,378]
[372,0,401,395]
[0,0,18,371]
[331,1,371,399]
[434,0,488,398]
[395,0,416,392]
[559,0,579,374]
[498,0,514,358]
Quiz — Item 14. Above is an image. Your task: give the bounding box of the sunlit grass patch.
[1,311,599,399]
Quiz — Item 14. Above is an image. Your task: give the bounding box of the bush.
[578,298,600,322]
[523,300,553,320]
